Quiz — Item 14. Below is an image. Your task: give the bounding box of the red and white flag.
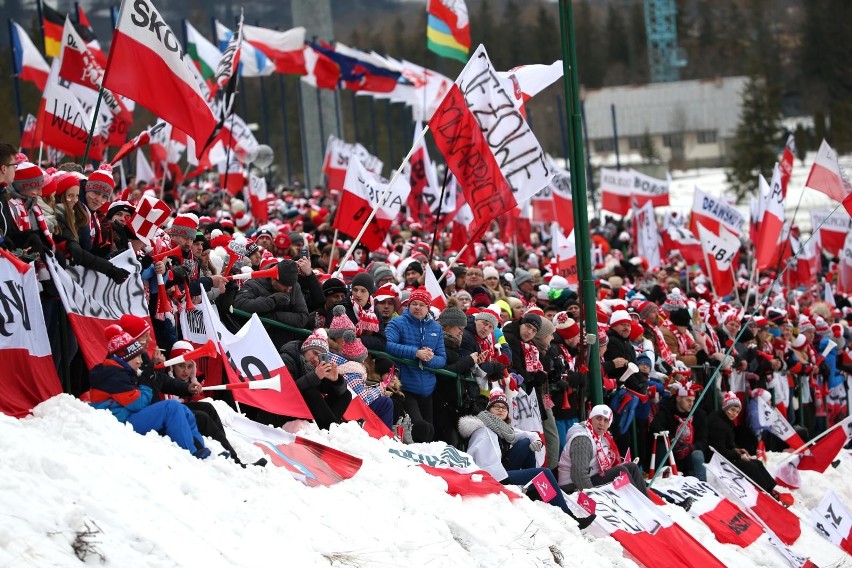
[333,159,410,250]
[497,61,563,117]
[756,164,785,270]
[135,148,156,186]
[754,394,806,449]
[322,135,383,191]
[20,114,38,151]
[10,20,49,91]
[528,470,558,503]
[423,266,448,311]
[806,139,852,204]
[429,44,553,235]
[653,476,764,548]
[797,415,852,472]
[130,196,171,245]
[578,481,726,568]
[551,225,577,284]
[405,121,440,223]
[696,222,740,298]
[707,453,801,545]
[840,232,852,295]
[110,121,170,165]
[632,169,671,209]
[779,134,796,195]
[690,187,746,237]
[103,0,217,157]
[0,252,63,418]
[633,199,661,270]
[532,166,574,233]
[662,225,704,266]
[811,209,851,258]
[811,490,852,555]
[248,174,269,224]
[599,167,635,216]
[242,24,306,75]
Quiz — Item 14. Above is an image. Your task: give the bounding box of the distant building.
[583,76,748,169]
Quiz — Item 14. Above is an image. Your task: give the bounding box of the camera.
[300,247,309,259]
[320,352,329,363]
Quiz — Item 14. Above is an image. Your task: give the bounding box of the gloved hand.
[529,439,543,452]
[170,265,188,284]
[273,292,291,308]
[107,265,130,284]
[744,372,760,383]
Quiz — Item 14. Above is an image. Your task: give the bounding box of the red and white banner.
[756,164,785,270]
[322,135,383,191]
[423,266,448,311]
[600,168,635,216]
[333,159,410,250]
[532,166,573,234]
[633,199,661,270]
[497,61,562,117]
[632,169,670,208]
[811,209,851,258]
[653,476,764,548]
[242,24,306,75]
[810,490,852,555]
[104,0,217,157]
[798,416,852,472]
[806,139,852,204]
[662,225,704,266]
[706,453,801,545]
[405,121,440,223]
[551,225,577,284]
[696,222,739,298]
[0,253,63,418]
[579,480,726,568]
[248,174,269,224]
[130,195,171,245]
[45,249,148,369]
[754,394,806,449]
[110,121,169,165]
[690,187,746,237]
[429,44,553,235]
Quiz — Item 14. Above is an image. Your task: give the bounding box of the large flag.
[661,225,704,265]
[429,44,553,236]
[426,0,471,63]
[551,225,578,284]
[241,24,306,75]
[0,252,63,418]
[690,187,746,237]
[308,41,400,93]
[134,148,155,185]
[753,394,806,449]
[10,21,49,91]
[577,480,726,568]
[532,166,574,234]
[810,209,850,258]
[805,139,852,204]
[41,2,65,57]
[45,249,147,369]
[755,164,785,270]
[707,453,801,545]
[214,21,276,77]
[653,476,764,548]
[497,61,562,117]
[333,159,410,250]
[405,121,440,223]
[633,199,662,270]
[810,490,852,555]
[696,222,739,298]
[599,167,635,216]
[797,415,852,472]
[104,0,217,157]
[185,21,221,94]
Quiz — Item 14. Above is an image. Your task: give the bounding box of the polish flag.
[497,61,563,117]
[797,415,852,472]
[756,164,785,270]
[653,476,764,548]
[302,44,340,89]
[696,222,740,298]
[805,139,852,204]
[707,453,801,545]
[130,195,171,245]
[342,395,393,439]
[103,0,217,158]
[405,121,440,223]
[662,225,704,266]
[634,198,662,270]
[810,209,851,258]
[632,169,671,209]
[779,134,796,195]
[790,235,819,289]
[242,24,307,75]
[551,225,577,284]
[754,394,806,449]
[599,167,634,216]
[578,482,727,568]
[690,187,746,237]
[110,121,170,165]
[322,135,383,191]
[134,148,156,186]
[811,490,852,555]
[10,20,49,91]
[423,266,448,311]
[532,166,574,234]
[20,114,38,151]
[429,44,553,236]
[840,233,852,295]
[0,252,63,418]
[333,159,410,250]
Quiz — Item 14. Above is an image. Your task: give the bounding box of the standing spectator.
[233,259,310,344]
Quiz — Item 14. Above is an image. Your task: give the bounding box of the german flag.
[41,2,64,57]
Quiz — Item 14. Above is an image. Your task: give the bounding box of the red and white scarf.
[475,333,496,362]
[649,324,675,366]
[661,319,694,355]
[10,197,54,248]
[522,341,544,373]
[672,415,695,460]
[585,420,620,474]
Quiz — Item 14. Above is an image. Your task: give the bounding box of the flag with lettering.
[754,394,805,449]
[429,45,553,236]
[696,222,740,298]
[756,164,785,270]
[690,187,746,238]
[632,169,670,208]
[811,209,851,258]
[577,481,727,568]
[333,159,410,250]
[806,139,852,204]
[633,199,661,270]
[45,249,148,369]
[214,9,243,116]
[529,470,557,503]
[810,490,852,555]
[532,165,573,234]
[103,0,217,157]
[10,20,49,91]
[0,252,63,418]
[599,168,635,216]
[405,121,440,223]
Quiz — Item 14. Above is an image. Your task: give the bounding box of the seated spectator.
[330,330,394,429]
[458,389,593,529]
[558,405,649,496]
[278,328,352,430]
[651,381,707,481]
[88,325,210,458]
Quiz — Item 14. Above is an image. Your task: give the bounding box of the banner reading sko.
[0,253,63,418]
[578,481,726,568]
[429,44,553,236]
[104,0,217,157]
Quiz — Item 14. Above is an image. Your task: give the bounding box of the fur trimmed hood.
[457,415,486,439]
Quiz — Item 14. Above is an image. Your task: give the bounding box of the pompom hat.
[86,163,116,197]
[104,324,144,362]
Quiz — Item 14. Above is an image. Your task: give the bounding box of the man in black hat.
[233,259,310,345]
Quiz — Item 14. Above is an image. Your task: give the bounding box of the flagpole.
[81,87,106,165]
[559,0,602,405]
[427,167,451,264]
[333,125,430,276]
[35,0,47,57]
[37,142,44,166]
[327,228,339,273]
[775,415,851,467]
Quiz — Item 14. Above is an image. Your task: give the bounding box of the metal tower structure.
[644,0,687,83]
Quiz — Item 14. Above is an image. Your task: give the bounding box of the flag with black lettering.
[0,252,63,418]
[811,490,852,555]
[103,0,217,157]
[690,187,746,238]
[696,221,739,298]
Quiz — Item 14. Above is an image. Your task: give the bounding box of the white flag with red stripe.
[600,167,635,216]
[754,394,806,449]
[242,24,306,75]
[756,164,785,270]
[806,139,852,204]
[690,187,746,237]
[810,490,852,556]
[135,148,156,185]
[110,121,170,165]
[423,267,447,311]
[810,209,851,258]
[632,169,670,208]
[322,135,383,191]
[429,44,553,235]
[633,198,661,270]
[551,224,577,284]
[103,0,217,157]
[696,222,739,298]
[662,225,704,266]
[497,61,562,117]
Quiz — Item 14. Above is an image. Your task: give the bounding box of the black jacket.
[651,397,708,454]
[706,409,741,463]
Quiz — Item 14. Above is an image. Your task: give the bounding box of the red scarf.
[585,420,620,474]
[650,324,675,366]
[522,341,543,373]
[661,319,694,354]
[10,197,54,249]
[672,415,695,460]
[474,333,496,362]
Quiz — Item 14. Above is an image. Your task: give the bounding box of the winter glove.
[106,265,130,284]
[273,292,291,308]
[170,265,189,285]
[529,439,543,452]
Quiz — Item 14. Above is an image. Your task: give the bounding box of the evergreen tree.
[793,123,809,165]
[533,4,560,64]
[639,129,660,164]
[726,74,781,203]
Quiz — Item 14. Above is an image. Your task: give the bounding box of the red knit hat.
[86,163,116,197]
[119,314,151,340]
[408,286,432,306]
[41,168,58,198]
[722,391,742,411]
[328,305,356,338]
[553,311,580,340]
[168,213,199,240]
[55,172,84,195]
[104,324,144,361]
[341,330,367,362]
[12,159,44,194]
[169,340,194,360]
[486,388,508,409]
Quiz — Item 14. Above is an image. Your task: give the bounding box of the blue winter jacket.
[384,308,447,397]
[818,336,844,389]
[88,358,153,423]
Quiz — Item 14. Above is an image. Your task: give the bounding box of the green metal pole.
[559,0,602,405]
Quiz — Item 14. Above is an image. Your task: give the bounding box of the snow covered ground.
[1,395,850,567]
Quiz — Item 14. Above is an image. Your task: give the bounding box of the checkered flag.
[131,196,171,245]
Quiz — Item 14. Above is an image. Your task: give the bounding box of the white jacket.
[557,422,610,487]
[458,415,541,482]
